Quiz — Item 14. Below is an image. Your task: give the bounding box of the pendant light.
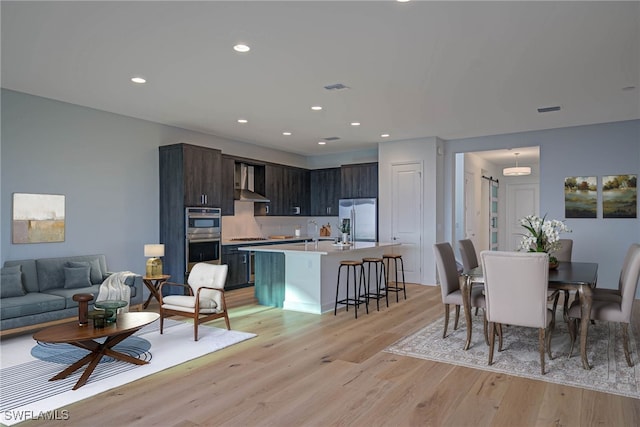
[503,152,531,176]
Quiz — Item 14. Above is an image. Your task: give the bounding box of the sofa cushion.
[0,292,66,320]
[64,266,92,289]
[1,265,26,298]
[3,259,38,293]
[36,255,107,291]
[44,284,101,308]
[67,259,103,284]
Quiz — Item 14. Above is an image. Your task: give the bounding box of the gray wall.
[0,89,315,272]
[443,119,640,293]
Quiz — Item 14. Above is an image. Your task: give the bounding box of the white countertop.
[238,240,399,255]
[222,236,332,246]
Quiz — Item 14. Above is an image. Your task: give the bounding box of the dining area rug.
[385,312,640,399]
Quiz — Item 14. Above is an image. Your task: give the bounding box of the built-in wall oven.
[185,207,221,275]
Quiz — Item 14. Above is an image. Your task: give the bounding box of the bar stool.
[362,257,388,311]
[334,260,368,318]
[383,253,406,302]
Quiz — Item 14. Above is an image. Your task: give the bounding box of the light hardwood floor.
[16,284,640,426]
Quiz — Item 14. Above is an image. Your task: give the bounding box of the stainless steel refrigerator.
[339,198,378,242]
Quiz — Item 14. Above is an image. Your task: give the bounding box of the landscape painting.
[12,193,65,243]
[602,175,637,218]
[564,176,597,218]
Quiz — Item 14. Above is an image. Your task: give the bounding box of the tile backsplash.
[221,201,338,239]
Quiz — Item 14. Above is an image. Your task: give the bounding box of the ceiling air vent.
[323,136,340,141]
[537,106,561,113]
[323,83,350,91]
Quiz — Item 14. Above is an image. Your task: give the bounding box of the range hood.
[234,163,270,203]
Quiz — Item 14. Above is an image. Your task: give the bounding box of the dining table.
[461,261,599,370]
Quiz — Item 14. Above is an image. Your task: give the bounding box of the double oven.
[185,207,221,275]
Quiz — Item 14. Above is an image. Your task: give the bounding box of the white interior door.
[464,171,479,249]
[506,183,539,251]
[391,162,422,284]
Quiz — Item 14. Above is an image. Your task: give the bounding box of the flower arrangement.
[518,214,571,262]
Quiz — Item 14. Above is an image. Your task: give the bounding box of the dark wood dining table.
[461,261,598,370]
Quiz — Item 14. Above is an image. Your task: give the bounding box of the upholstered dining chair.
[458,239,482,316]
[567,243,640,367]
[458,239,479,271]
[481,251,558,375]
[433,242,487,342]
[550,238,573,319]
[158,263,230,341]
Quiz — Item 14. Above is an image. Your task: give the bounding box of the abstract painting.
[603,175,637,218]
[564,176,597,218]
[12,193,65,243]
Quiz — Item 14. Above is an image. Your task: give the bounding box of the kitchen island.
[239,241,400,314]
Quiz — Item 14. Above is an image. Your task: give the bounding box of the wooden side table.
[142,275,170,309]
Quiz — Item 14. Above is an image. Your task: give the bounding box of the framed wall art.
[12,193,65,243]
[602,174,637,218]
[564,176,597,218]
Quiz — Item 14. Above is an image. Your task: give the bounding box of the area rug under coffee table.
[0,319,256,425]
[385,313,640,399]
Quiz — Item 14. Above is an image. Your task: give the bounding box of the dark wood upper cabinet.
[160,143,222,208]
[340,162,378,199]
[221,155,236,216]
[284,166,310,215]
[310,167,341,216]
[255,164,284,216]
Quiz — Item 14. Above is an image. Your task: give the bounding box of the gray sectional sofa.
[1,254,143,333]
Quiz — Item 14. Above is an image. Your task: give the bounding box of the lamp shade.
[144,244,165,257]
[503,152,531,176]
[503,166,532,176]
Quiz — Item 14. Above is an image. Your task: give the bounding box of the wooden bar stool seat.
[362,257,388,311]
[334,260,368,318]
[383,253,406,302]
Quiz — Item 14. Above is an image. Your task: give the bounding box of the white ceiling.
[2,1,638,159]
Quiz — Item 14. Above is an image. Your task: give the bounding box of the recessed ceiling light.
[233,44,250,53]
[397,0,411,3]
[311,106,323,111]
[237,119,248,124]
[282,132,292,136]
[131,77,146,84]
[381,133,390,138]
[350,122,361,126]
[318,141,326,145]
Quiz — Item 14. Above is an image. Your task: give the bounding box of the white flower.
[519,214,571,254]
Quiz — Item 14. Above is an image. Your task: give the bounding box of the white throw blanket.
[96,271,134,313]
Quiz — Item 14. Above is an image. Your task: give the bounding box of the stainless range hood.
[234,163,270,203]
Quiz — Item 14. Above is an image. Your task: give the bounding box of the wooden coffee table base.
[33,312,159,390]
[49,330,147,390]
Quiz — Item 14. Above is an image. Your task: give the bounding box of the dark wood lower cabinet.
[221,245,249,290]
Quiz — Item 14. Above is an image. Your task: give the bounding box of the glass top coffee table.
[94,300,128,323]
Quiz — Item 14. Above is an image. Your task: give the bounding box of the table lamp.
[144,244,165,277]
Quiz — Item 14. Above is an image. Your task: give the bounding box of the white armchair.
[159,263,230,341]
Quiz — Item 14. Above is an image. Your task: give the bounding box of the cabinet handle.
[242,254,247,263]
[327,207,331,215]
[265,205,269,214]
